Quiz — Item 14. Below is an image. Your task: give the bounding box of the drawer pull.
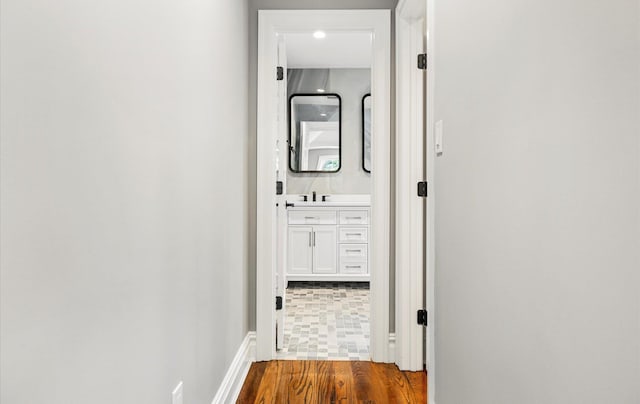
[345,233,362,236]
[345,249,361,253]
[345,216,362,219]
[304,216,317,220]
[345,265,362,269]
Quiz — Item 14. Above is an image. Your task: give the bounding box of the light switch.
[435,120,443,155]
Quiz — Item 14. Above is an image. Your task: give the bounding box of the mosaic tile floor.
[276,281,370,361]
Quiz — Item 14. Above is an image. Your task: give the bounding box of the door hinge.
[276,66,284,80]
[276,296,283,310]
[417,181,428,197]
[417,53,427,70]
[417,309,427,326]
[276,181,283,195]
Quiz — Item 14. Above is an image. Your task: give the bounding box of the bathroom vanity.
[286,199,370,282]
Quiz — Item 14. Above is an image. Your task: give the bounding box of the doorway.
[276,33,373,360]
[256,10,391,363]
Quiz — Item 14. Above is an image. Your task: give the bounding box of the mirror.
[362,94,371,173]
[289,93,341,173]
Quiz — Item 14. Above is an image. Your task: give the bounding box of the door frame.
[395,0,436,403]
[395,0,426,372]
[256,10,392,362]
[426,0,436,397]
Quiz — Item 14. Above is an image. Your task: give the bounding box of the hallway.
[1,0,639,403]
[237,360,427,403]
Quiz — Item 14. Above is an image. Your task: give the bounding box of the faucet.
[312,191,317,202]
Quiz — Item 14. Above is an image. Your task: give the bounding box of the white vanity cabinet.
[287,226,314,274]
[287,225,337,274]
[286,206,370,282]
[312,226,338,273]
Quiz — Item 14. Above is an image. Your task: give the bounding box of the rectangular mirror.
[362,94,371,173]
[289,93,341,173]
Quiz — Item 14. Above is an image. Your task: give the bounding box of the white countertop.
[287,201,370,208]
[285,194,371,208]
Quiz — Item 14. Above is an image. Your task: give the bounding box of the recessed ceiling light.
[320,113,327,117]
[313,31,326,39]
[316,88,325,93]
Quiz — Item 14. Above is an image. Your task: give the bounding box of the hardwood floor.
[236,360,427,403]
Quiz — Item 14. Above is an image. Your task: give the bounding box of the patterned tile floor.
[276,281,370,361]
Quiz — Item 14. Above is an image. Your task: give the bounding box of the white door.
[396,0,428,373]
[275,36,288,350]
[312,226,337,274]
[288,226,313,274]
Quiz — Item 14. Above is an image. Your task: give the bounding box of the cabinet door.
[312,226,337,274]
[288,226,312,274]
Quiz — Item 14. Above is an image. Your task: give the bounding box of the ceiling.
[284,32,372,69]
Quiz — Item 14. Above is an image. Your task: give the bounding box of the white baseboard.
[211,331,395,403]
[211,332,256,404]
[388,333,396,363]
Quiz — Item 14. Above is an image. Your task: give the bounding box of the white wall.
[0,0,250,402]
[287,68,372,195]
[248,0,398,331]
[434,0,640,403]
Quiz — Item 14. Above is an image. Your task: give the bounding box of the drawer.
[288,210,337,225]
[339,244,367,261]
[338,227,368,243]
[339,210,369,225]
[339,261,368,274]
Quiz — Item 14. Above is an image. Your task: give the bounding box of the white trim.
[395,2,437,403]
[211,332,256,404]
[425,1,437,404]
[257,9,392,363]
[388,333,397,363]
[257,9,278,362]
[395,0,426,372]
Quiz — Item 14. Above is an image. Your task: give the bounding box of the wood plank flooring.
[236,360,427,403]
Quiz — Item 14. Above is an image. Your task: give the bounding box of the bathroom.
[275,31,373,360]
